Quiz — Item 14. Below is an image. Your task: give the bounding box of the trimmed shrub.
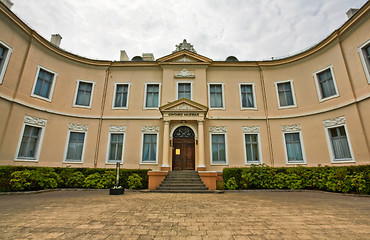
[10,168,60,191]
[127,173,143,189]
[223,165,370,194]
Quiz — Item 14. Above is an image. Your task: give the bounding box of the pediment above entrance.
[160,98,208,120]
[157,50,212,64]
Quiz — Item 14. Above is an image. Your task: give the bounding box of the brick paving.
[0,190,369,240]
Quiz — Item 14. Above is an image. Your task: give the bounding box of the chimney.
[346,8,359,19]
[50,34,62,47]
[1,0,13,9]
[142,53,154,61]
[120,50,129,61]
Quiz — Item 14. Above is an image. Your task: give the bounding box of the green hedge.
[223,165,370,194]
[0,166,150,192]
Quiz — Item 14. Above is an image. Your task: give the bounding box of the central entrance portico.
[159,98,208,171]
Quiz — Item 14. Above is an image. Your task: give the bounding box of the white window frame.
[313,65,339,102]
[0,40,13,84]
[358,39,370,84]
[31,65,58,102]
[63,124,88,163]
[72,79,95,108]
[323,117,355,163]
[140,131,159,164]
[15,116,47,162]
[242,126,262,165]
[238,83,257,110]
[209,127,228,165]
[112,82,131,109]
[143,83,161,110]
[274,79,297,109]
[106,126,126,164]
[176,80,193,100]
[282,129,307,165]
[208,83,226,110]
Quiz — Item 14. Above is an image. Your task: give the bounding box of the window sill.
[278,105,297,110]
[331,159,355,163]
[63,160,83,163]
[106,161,124,165]
[72,104,92,109]
[318,94,339,103]
[14,158,38,162]
[30,94,52,103]
[140,162,158,165]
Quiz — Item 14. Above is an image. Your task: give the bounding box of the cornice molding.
[242,126,260,133]
[281,124,302,132]
[109,126,127,133]
[142,126,160,133]
[209,126,227,133]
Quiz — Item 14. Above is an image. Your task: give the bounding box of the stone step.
[160,183,206,187]
[157,186,209,190]
[153,189,217,193]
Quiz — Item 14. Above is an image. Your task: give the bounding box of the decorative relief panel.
[109,126,127,133]
[242,126,260,133]
[142,126,160,133]
[174,69,195,78]
[24,115,47,127]
[68,123,88,132]
[209,126,227,133]
[281,124,302,132]
[323,116,346,127]
[169,103,197,111]
[174,56,195,62]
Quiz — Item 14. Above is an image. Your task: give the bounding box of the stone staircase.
[155,170,212,193]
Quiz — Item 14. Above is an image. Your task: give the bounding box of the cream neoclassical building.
[0,2,369,175]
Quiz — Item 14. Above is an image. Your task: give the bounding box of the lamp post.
[110,162,124,195]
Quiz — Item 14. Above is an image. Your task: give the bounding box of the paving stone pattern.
[0,190,369,240]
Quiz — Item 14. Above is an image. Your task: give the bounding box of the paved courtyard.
[0,190,369,240]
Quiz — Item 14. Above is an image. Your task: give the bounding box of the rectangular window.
[142,133,157,163]
[328,126,352,160]
[244,134,260,164]
[209,84,224,108]
[145,84,160,108]
[178,82,191,100]
[313,66,339,101]
[211,134,227,164]
[0,40,13,84]
[32,66,57,101]
[74,80,94,107]
[284,132,304,163]
[108,133,124,163]
[239,84,256,109]
[113,83,129,108]
[17,125,41,159]
[276,81,296,108]
[65,132,85,162]
[358,39,370,83]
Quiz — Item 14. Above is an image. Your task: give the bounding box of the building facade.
[0,2,369,173]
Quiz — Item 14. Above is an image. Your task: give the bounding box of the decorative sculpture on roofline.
[173,39,197,53]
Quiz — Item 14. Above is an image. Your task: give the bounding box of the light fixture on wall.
[181,120,186,123]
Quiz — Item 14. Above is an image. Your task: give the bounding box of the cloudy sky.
[10,0,368,61]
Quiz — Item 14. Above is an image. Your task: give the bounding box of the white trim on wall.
[140,126,160,164]
[72,79,95,109]
[274,79,297,109]
[238,83,257,110]
[242,126,262,165]
[281,126,307,165]
[313,65,339,102]
[30,65,58,102]
[358,39,370,84]
[14,115,47,162]
[143,82,162,110]
[209,127,228,165]
[63,124,88,163]
[0,40,13,84]
[112,82,131,110]
[323,116,355,163]
[208,83,226,110]
[176,80,193,100]
[105,126,126,164]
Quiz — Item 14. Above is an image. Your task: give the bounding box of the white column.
[197,120,206,171]
[161,120,170,171]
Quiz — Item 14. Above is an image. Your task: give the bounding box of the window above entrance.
[173,126,195,138]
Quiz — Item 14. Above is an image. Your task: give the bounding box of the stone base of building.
[198,171,218,190]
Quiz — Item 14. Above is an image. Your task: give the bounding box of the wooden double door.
[172,138,195,171]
